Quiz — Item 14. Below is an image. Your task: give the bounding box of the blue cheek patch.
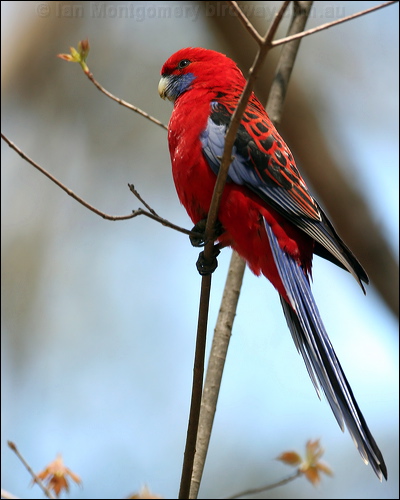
[168,72,196,100]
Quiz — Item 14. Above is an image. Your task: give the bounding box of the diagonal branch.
[189,2,314,498]
[7,441,56,500]
[1,133,200,240]
[84,70,168,130]
[224,470,302,499]
[271,0,398,47]
[202,0,291,257]
[179,3,293,499]
[227,1,263,43]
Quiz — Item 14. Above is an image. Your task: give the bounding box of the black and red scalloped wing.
[240,102,321,221]
[200,95,368,289]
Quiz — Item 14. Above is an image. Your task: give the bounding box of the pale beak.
[158,76,173,101]
[158,76,168,100]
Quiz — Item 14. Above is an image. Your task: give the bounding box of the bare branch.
[272,1,398,47]
[178,272,212,500]
[189,2,314,498]
[1,133,133,220]
[190,250,246,498]
[267,0,314,124]
[1,133,199,240]
[227,1,263,43]
[128,183,160,216]
[202,0,290,259]
[182,3,293,499]
[7,441,56,500]
[224,470,302,499]
[84,70,168,130]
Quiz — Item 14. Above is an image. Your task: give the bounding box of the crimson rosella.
[158,47,387,480]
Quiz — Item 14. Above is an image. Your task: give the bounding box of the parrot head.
[158,47,245,102]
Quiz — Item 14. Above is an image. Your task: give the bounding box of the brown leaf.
[276,451,302,466]
[34,454,81,498]
[278,439,333,487]
[303,466,321,486]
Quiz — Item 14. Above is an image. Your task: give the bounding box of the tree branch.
[271,1,398,48]
[227,1,263,43]
[189,2,314,498]
[224,470,302,499]
[1,133,202,240]
[181,2,304,499]
[83,70,168,130]
[7,441,56,500]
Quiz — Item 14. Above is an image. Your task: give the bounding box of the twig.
[201,0,291,258]
[267,0,314,124]
[224,470,302,499]
[190,251,246,498]
[180,3,292,499]
[1,133,201,240]
[128,184,159,216]
[178,273,212,499]
[1,132,133,220]
[271,1,398,47]
[227,1,263,43]
[7,441,56,500]
[84,70,168,130]
[189,2,314,498]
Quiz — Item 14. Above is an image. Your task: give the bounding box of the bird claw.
[196,246,221,275]
[190,219,207,247]
[189,218,225,247]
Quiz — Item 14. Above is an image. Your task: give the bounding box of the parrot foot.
[196,246,221,275]
[190,218,225,247]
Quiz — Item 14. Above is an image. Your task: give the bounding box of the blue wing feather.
[263,217,387,481]
[200,102,368,290]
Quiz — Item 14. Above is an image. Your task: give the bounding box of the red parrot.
[158,47,387,480]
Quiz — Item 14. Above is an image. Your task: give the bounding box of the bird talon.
[189,219,225,248]
[190,219,207,247]
[196,247,221,275]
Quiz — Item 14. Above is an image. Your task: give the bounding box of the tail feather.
[264,219,387,481]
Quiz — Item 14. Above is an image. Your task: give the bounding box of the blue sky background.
[1,2,398,499]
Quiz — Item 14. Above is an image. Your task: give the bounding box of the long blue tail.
[264,219,387,481]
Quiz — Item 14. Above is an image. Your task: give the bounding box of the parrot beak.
[158,76,170,100]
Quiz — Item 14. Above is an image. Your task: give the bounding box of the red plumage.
[159,47,386,480]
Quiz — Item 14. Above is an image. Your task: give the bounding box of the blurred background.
[1,1,398,498]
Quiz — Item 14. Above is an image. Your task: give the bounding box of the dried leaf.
[34,454,81,498]
[278,439,333,487]
[276,451,302,466]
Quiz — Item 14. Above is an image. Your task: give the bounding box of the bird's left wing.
[200,98,368,289]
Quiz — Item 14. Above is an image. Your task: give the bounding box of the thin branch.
[1,133,201,240]
[190,250,246,498]
[202,0,290,259]
[227,1,263,43]
[128,183,159,216]
[224,470,302,499]
[189,2,313,498]
[129,207,202,238]
[178,273,212,499]
[84,70,168,130]
[181,3,292,499]
[1,132,133,220]
[271,0,398,47]
[267,0,314,125]
[7,441,56,500]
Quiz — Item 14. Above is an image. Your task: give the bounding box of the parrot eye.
[178,59,191,69]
